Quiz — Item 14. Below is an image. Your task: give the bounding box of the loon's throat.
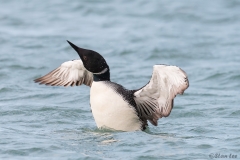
[93,70,110,81]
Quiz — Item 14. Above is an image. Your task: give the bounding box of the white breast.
[90,81,142,131]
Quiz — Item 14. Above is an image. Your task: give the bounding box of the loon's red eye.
[83,56,87,61]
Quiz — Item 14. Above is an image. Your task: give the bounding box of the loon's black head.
[67,40,109,73]
[67,40,110,81]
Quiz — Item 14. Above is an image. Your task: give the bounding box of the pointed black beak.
[67,40,87,59]
[67,40,80,53]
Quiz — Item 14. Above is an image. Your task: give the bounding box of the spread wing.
[133,65,189,126]
[34,60,93,87]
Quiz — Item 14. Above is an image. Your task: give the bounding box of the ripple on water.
[177,110,205,118]
[197,144,213,149]
[189,127,214,134]
[229,110,240,116]
[0,87,12,93]
[7,64,40,70]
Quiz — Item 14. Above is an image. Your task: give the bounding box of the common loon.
[34,41,189,131]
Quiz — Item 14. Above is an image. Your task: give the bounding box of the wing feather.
[134,65,189,126]
[34,60,93,87]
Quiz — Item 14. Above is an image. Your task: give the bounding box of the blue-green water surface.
[0,0,240,159]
